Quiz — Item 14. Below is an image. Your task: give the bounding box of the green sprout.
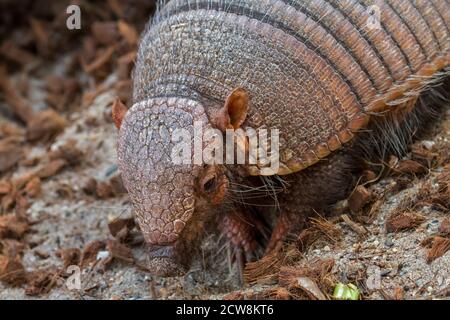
[332,283,360,300]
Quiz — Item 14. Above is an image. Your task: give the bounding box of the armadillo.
[113,0,450,276]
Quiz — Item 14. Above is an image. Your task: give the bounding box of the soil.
[0,0,448,300]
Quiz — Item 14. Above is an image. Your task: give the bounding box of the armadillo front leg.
[218,209,268,284]
[218,210,263,260]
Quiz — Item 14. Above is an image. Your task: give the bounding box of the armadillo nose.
[148,244,175,259]
[147,245,187,277]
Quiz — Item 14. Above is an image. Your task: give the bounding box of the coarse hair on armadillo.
[354,67,449,164]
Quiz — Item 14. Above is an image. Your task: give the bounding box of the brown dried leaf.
[0,180,12,195]
[91,22,120,46]
[297,229,320,252]
[1,190,17,213]
[34,250,50,260]
[45,76,79,109]
[30,18,52,57]
[90,174,126,199]
[393,286,405,300]
[117,20,138,45]
[114,78,133,103]
[278,259,335,300]
[55,183,74,199]
[0,139,23,173]
[348,185,372,213]
[13,171,36,191]
[0,40,36,65]
[0,122,25,138]
[439,219,450,235]
[26,109,68,141]
[46,75,65,94]
[223,291,244,300]
[0,239,25,257]
[96,181,114,199]
[84,46,115,74]
[49,139,83,166]
[394,159,428,175]
[244,248,284,285]
[107,0,125,17]
[80,240,106,268]
[15,194,30,220]
[108,217,135,239]
[0,214,29,239]
[386,211,426,233]
[24,176,41,198]
[0,255,27,286]
[412,145,438,165]
[82,178,98,196]
[36,159,67,179]
[361,170,378,183]
[387,155,399,171]
[341,214,368,236]
[260,287,292,300]
[57,248,81,270]
[309,216,342,243]
[109,175,126,196]
[422,236,450,263]
[81,36,97,63]
[0,66,34,123]
[25,267,60,296]
[104,239,134,267]
[117,51,136,65]
[224,286,292,300]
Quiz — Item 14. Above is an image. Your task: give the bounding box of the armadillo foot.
[218,210,261,256]
[265,214,290,254]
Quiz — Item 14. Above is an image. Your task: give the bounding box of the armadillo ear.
[112,98,128,129]
[214,88,249,132]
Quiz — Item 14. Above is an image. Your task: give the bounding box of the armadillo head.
[114,92,248,276]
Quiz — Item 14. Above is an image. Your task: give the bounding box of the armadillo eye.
[202,176,217,193]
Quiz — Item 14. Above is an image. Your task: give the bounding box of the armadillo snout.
[146,244,187,276]
[147,257,187,277]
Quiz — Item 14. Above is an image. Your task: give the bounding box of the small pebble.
[381,269,391,277]
[97,250,109,260]
[427,220,440,230]
[422,140,435,150]
[437,276,444,286]
[105,164,118,177]
[385,237,394,248]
